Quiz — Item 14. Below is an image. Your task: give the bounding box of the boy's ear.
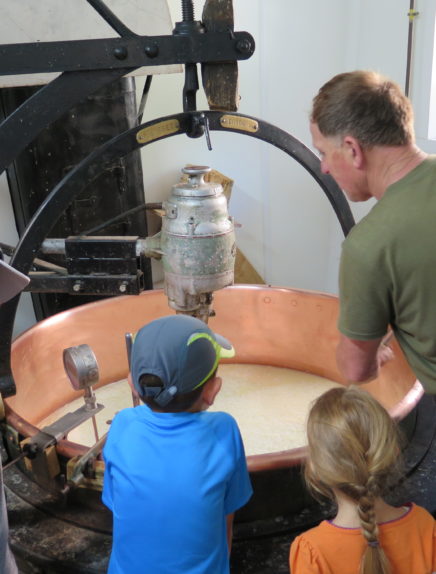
[202,376,222,407]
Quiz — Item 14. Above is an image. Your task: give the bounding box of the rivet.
[113,46,128,60]
[144,44,159,58]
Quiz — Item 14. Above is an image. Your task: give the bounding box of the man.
[0,256,30,573]
[309,70,436,391]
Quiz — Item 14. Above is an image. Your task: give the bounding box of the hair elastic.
[368,539,379,548]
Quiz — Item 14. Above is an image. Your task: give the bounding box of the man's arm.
[336,333,394,383]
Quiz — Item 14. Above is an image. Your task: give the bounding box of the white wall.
[141,0,410,293]
[0,0,179,87]
[0,0,418,332]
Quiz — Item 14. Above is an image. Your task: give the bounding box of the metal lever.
[67,432,108,488]
[2,402,104,471]
[201,113,213,150]
[126,333,140,407]
[186,113,213,150]
[2,441,39,471]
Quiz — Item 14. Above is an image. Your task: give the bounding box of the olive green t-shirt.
[338,156,436,393]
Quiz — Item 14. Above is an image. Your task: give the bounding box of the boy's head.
[131,314,234,411]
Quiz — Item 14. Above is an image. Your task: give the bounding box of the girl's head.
[305,386,401,501]
[305,386,402,573]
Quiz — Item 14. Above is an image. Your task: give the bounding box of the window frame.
[411,0,436,152]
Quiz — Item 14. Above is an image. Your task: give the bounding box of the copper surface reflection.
[8,285,420,471]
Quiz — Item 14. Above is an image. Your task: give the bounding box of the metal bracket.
[34,404,104,449]
[2,404,103,476]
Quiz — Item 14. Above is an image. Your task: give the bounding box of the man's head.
[310,70,415,201]
[131,314,234,411]
[310,70,415,148]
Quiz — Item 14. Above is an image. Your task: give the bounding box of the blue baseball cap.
[131,315,235,407]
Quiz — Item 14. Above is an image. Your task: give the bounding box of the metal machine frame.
[0,0,355,399]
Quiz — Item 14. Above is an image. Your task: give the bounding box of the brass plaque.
[220,115,259,133]
[136,119,181,144]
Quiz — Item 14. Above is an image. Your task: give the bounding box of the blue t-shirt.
[102,405,252,574]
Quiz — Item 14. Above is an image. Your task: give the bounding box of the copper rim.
[8,285,421,471]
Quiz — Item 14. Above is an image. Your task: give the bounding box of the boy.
[102,314,253,574]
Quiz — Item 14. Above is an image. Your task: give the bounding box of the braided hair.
[305,386,402,574]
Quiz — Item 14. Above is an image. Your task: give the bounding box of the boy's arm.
[226,513,234,554]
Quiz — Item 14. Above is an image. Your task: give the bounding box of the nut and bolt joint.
[236,39,252,54]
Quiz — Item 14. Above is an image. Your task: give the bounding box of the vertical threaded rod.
[181,0,195,21]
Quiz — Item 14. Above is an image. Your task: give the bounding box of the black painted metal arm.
[0,32,254,76]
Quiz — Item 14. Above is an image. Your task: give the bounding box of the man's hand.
[336,332,394,384]
[377,334,395,368]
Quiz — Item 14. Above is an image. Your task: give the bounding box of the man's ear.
[202,376,222,407]
[343,135,365,168]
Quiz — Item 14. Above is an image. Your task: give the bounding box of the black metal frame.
[0,33,254,77]
[0,0,355,398]
[0,0,254,174]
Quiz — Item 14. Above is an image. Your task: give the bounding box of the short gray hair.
[310,70,415,148]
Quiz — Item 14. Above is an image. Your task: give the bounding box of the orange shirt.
[290,503,436,574]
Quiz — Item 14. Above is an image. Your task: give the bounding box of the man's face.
[310,122,370,202]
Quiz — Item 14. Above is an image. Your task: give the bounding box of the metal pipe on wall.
[405,0,419,97]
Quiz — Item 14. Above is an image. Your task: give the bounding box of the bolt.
[119,283,128,293]
[235,39,252,54]
[113,46,128,60]
[182,0,195,21]
[73,282,82,292]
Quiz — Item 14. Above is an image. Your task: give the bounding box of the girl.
[290,386,436,574]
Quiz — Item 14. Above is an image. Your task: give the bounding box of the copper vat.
[6,285,420,530]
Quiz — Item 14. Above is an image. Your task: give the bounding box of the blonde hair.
[305,386,402,574]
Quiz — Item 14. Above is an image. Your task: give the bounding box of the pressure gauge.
[63,344,99,391]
